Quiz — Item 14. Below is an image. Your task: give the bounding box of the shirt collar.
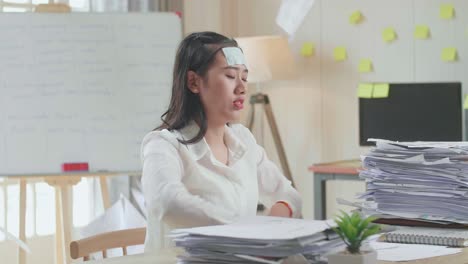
[178,121,247,163]
[178,120,208,160]
[224,124,247,165]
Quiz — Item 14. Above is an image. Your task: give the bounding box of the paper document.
[172,216,334,240]
[79,195,146,259]
[172,216,344,263]
[352,139,468,224]
[276,0,315,37]
[370,241,461,261]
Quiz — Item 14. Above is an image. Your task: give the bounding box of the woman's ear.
[187,71,200,94]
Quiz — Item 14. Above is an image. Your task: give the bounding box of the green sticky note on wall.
[440,4,454,19]
[358,83,373,98]
[464,95,468,109]
[373,83,390,98]
[382,27,396,42]
[441,47,457,61]
[300,42,315,57]
[349,11,363,25]
[414,25,430,39]
[333,47,347,61]
[358,59,373,73]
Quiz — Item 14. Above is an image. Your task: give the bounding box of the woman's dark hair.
[155,31,239,144]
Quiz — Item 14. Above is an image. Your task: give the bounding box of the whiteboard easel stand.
[28,3,70,264]
[13,171,140,264]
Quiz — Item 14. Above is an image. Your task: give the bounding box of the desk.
[83,249,468,264]
[5,171,140,264]
[308,160,362,220]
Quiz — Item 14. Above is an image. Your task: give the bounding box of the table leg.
[314,173,340,220]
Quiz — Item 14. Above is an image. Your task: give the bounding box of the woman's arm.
[256,145,303,218]
[230,124,302,218]
[141,138,237,228]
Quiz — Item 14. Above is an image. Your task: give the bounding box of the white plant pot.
[328,250,377,264]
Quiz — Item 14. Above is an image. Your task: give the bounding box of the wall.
[183,0,468,219]
[4,2,466,263]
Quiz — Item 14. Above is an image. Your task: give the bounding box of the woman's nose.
[236,79,247,94]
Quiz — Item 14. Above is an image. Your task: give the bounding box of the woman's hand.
[268,201,292,218]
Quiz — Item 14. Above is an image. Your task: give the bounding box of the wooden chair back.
[70,227,146,261]
[34,3,71,13]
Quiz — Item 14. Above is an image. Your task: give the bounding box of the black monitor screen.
[359,82,462,146]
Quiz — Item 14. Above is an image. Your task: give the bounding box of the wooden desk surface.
[308,159,362,175]
[83,249,468,264]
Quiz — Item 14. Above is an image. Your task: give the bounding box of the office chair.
[70,227,146,261]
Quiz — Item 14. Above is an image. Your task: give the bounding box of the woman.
[141,31,302,252]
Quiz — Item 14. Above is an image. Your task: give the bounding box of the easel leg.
[263,103,294,187]
[54,185,65,264]
[19,179,27,264]
[61,185,72,263]
[247,93,295,188]
[47,176,81,264]
[99,176,111,209]
[247,102,256,131]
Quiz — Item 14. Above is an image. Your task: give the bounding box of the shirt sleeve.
[141,134,238,229]
[256,144,303,218]
[232,125,303,218]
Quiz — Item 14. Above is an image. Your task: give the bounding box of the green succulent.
[332,211,381,254]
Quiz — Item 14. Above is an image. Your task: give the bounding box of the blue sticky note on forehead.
[222,47,247,67]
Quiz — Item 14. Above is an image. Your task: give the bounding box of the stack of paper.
[355,139,468,224]
[170,216,344,263]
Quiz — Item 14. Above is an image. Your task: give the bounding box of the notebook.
[380,227,468,247]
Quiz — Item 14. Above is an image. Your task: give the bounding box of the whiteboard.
[0,13,182,175]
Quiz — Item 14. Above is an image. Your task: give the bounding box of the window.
[35,183,55,236]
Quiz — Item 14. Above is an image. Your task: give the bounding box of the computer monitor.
[359,82,462,146]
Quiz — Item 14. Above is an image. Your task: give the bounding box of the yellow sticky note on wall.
[414,25,430,39]
[441,47,457,61]
[440,4,454,19]
[358,83,373,98]
[373,83,390,98]
[333,47,347,61]
[349,11,363,24]
[464,95,468,109]
[358,59,373,73]
[300,42,315,57]
[382,27,396,42]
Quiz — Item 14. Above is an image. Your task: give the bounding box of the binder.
[374,218,468,229]
[379,227,468,247]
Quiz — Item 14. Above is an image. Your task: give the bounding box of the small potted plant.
[328,211,381,264]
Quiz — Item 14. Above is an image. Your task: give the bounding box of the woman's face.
[189,51,248,125]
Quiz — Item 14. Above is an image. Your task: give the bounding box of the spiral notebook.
[380,227,468,247]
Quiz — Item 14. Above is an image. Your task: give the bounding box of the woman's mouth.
[233,99,244,110]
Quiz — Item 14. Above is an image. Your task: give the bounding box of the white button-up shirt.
[140,121,302,252]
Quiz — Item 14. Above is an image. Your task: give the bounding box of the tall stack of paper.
[170,216,344,263]
[356,139,468,224]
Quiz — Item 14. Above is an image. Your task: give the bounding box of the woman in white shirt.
[141,31,302,252]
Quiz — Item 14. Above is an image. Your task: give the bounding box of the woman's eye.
[226,75,235,79]
[242,78,248,82]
